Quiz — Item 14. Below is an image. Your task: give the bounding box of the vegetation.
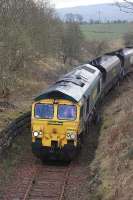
[62,13,84,63]
[88,78,133,200]
[0,0,84,97]
[81,23,133,41]
[124,32,133,46]
[0,130,31,195]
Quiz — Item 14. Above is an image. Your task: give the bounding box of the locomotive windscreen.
[58,105,77,120]
[35,104,54,119]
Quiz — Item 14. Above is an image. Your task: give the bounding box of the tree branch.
[116,0,133,13]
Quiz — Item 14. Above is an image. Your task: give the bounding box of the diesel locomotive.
[31,47,133,161]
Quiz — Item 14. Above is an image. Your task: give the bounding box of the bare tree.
[62,14,84,64]
[116,0,133,13]
[65,13,84,24]
[81,40,110,60]
[0,0,64,100]
[75,14,84,24]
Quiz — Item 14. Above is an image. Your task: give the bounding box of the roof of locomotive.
[100,55,120,72]
[35,64,101,102]
[108,47,133,66]
[122,47,133,57]
[101,47,133,59]
[90,54,120,73]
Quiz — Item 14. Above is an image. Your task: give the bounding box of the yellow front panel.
[31,99,80,148]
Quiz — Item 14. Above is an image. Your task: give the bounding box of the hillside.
[88,74,133,199]
[57,3,133,22]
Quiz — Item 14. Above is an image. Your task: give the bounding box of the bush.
[124,32,133,46]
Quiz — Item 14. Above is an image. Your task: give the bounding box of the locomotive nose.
[51,140,58,148]
[52,128,57,134]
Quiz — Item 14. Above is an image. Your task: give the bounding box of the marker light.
[66,132,76,140]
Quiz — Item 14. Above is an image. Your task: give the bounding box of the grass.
[88,78,133,200]
[81,23,133,41]
[0,130,31,187]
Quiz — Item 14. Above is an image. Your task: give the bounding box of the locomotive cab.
[31,63,102,160]
[31,98,81,160]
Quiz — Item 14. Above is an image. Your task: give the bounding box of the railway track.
[25,164,70,200]
[3,159,71,200]
[1,70,133,200]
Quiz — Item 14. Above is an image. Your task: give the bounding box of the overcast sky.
[50,0,122,8]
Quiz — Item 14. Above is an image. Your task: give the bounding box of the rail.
[3,162,71,200]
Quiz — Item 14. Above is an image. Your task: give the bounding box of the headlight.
[33,131,42,137]
[66,132,76,140]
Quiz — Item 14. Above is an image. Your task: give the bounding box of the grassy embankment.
[89,76,133,200]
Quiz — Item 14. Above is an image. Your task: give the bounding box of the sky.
[50,0,122,8]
